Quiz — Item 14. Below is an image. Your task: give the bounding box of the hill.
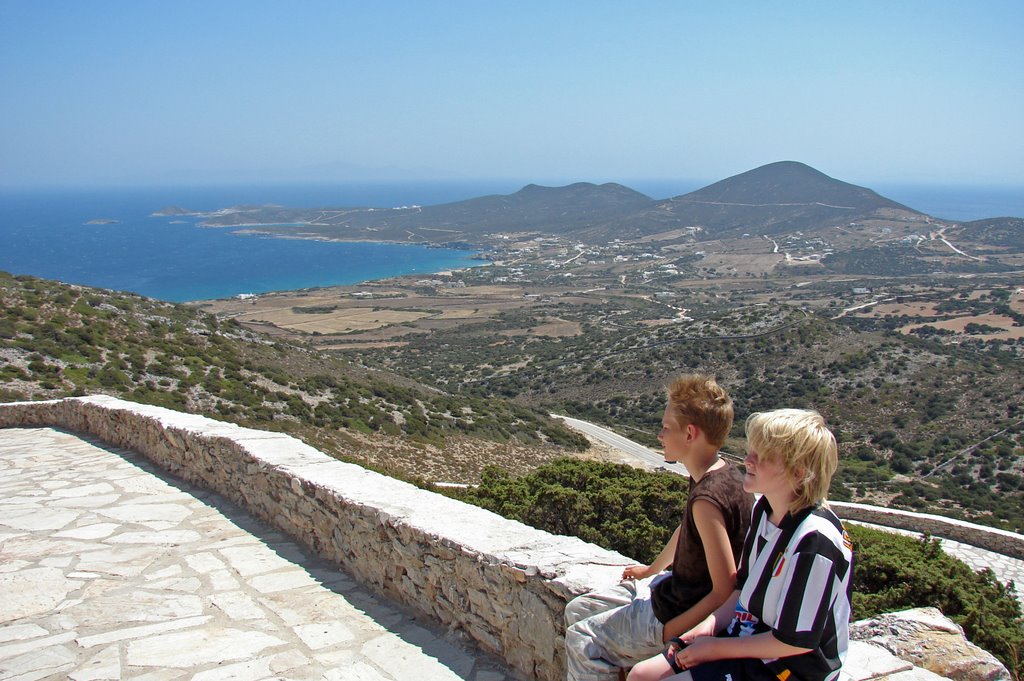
[676,161,910,210]
[189,182,657,242]
[381,181,656,234]
[949,216,1024,249]
[352,290,1024,532]
[184,161,1024,277]
[0,272,589,483]
[652,160,920,238]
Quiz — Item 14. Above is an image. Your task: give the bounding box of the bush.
[848,525,1023,675]
[456,458,689,563]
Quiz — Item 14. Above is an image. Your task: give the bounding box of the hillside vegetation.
[0,272,588,482]
[357,295,1024,531]
[3,272,1021,672]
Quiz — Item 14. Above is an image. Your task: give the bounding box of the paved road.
[554,415,1024,606]
[550,414,691,477]
[0,427,513,681]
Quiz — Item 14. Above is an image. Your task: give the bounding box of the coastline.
[177,237,490,304]
[184,259,491,304]
[228,227,440,247]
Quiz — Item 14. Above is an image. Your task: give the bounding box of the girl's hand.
[673,636,718,671]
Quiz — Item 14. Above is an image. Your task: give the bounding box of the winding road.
[550,414,691,476]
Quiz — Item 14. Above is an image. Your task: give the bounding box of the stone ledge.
[831,501,1024,560]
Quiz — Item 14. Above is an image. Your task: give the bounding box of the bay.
[0,183,514,303]
[873,183,1024,222]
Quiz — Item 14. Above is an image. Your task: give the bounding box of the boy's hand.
[621,564,651,580]
[684,616,717,642]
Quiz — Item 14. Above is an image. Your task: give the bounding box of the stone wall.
[831,501,1024,560]
[0,396,636,681]
[1,396,1017,681]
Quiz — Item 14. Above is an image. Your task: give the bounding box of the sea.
[1,180,1021,303]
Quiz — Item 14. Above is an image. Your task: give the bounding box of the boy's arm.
[661,499,739,642]
[677,541,844,669]
[622,525,680,580]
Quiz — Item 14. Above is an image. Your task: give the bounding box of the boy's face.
[742,446,792,499]
[658,406,690,462]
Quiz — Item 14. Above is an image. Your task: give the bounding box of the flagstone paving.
[0,427,515,681]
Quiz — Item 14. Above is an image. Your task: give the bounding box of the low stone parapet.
[831,501,1024,560]
[0,396,631,681]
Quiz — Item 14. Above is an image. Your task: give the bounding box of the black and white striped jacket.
[726,496,855,681]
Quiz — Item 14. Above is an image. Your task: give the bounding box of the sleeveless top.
[650,463,752,623]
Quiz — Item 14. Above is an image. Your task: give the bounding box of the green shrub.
[848,525,1023,675]
[456,458,689,563]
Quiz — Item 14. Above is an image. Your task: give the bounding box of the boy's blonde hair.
[666,374,734,448]
[745,408,838,510]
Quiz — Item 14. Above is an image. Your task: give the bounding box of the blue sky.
[1,1,1022,188]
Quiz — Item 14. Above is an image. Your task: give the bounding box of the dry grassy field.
[899,314,1024,339]
[851,288,1024,340]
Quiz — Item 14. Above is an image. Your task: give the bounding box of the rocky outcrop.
[851,608,1010,681]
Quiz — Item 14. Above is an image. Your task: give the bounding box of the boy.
[565,375,753,681]
[627,409,854,681]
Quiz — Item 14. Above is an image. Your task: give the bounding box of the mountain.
[402,182,656,234]
[430,161,924,242]
[194,181,656,242]
[318,181,657,237]
[673,161,918,236]
[676,161,911,210]
[583,161,924,241]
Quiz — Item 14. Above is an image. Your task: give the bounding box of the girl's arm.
[673,631,811,670]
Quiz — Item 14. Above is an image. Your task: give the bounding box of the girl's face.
[743,446,793,499]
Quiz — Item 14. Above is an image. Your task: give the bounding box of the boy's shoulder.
[692,463,752,515]
[694,461,746,494]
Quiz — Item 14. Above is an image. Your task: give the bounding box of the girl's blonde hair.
[745,408,838,510]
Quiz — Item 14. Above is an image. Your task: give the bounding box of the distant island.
[84,218,120,225]
[151,160,1024,277]
[150,206,198,217]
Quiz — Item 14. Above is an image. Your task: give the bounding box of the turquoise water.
[0,183,506,302]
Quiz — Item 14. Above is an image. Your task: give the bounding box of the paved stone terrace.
[0,427,514,681]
